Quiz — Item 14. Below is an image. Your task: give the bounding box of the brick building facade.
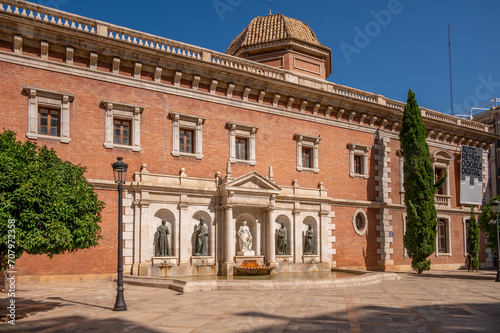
[0,1,497,281]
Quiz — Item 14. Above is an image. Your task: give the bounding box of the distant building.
[0,1,497,281]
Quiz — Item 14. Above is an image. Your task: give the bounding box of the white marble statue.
[237,220,253,252]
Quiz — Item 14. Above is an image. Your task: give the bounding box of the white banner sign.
[460,145,483,205]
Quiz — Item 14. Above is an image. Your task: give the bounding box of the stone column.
[255,219,261,256]
[225,206,234,263]
[267,208,276,264]
[210,209,217,259]
[178,203,189,265]
[319,206,330,264]
[293,209,302,263]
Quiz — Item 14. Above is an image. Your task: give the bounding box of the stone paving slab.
[1,270,500,332]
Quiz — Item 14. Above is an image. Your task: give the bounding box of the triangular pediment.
[223,172,282,192]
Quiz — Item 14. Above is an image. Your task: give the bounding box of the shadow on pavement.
[0,315,166,332]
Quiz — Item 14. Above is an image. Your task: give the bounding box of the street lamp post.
[490,200,500,282]
[111,156,128,310]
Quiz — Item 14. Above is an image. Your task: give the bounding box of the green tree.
[0,130,104,272]
[478,196,500,251]
[400,90,446,274]
[467,207,480,271]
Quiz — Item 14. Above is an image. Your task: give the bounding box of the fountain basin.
[234,259,273,276]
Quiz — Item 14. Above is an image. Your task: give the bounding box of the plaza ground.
[1,270,500,332]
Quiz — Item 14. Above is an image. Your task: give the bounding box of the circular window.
[352,209,368,235]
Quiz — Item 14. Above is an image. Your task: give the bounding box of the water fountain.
[234,260,273,276]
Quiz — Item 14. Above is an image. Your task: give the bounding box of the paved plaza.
[1,270,500,332]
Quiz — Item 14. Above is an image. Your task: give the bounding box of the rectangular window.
[235,137,248,160]
[179,128,194,153]
[113,119,131,145]
[437,219,448,253]
[39,107,60,136]
[354,155,363,175]
[302,147,312,169]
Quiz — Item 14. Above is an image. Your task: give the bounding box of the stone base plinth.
[152,256,177,267]
[236,250,255,256]
[190,256,215,266]
[276,255,293,263]
[302,255,320,264]
[235,255,264,265]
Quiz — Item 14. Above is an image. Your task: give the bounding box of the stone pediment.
[223,172,281,193]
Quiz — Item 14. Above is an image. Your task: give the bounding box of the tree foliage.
[0,130,104,271]
[478,195,500,250]
[467,207,480,271]
[400,90,445,274]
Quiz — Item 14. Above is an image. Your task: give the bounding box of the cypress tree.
[400,90,446,274]
[467,207,480,271]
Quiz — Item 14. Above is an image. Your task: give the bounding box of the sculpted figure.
[195,217,209,256]
[276,222,288,255]
[237,220,252,252]
[304,224,314,255]
[155,220,170,256]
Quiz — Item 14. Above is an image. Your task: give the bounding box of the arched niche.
[191,211,212,256]
[235,213,257,254]
[275,214,292,255]
[153,209,176,256]
[302,216,318,255]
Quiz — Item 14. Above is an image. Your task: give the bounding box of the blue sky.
[36,0,500,115]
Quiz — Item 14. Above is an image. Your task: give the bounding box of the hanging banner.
[460,145,483,205]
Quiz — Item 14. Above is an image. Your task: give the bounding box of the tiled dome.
[226,13,326,55]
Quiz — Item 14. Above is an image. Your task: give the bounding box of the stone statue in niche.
[154,220,170,256]
[304,224,315,255]
[276,222,288,255]
[195,217,208,256]
[237,220,253,252]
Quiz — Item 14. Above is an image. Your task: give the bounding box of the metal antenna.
[448,23,456,115]
[269,0,272,15]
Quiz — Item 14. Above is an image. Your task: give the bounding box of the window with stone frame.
[436,216,451,256]
[431,149,453,207]
[39,107,60,137]
[294,134,321,173]
[170,112,206,159]
[113,119,131,146]
[227,122,258,165]
[463,217,470,257]
[352,209,368,236]
[235,137,248,160]
[347,143,370,178]
[102,101,144,151]
[24,87,74,143]
[179,128,194,154]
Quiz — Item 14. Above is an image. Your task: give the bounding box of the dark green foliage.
[478,196,500,250]
[0,130,104,271]
[467,207,480,271]
[400,90,445,274]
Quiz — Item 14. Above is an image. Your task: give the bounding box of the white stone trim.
[169,112,206,159]
[352,208,368,236]
[463,216,470,257]
[347,143,370,179]
[294,134,321,173]
[432,149,454,198]
[402,213,407,258]
[226,122,258,165]
[436,214,452,257]
[102,100,144,152]
[23,86,74,143]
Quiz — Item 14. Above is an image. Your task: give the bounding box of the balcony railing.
[435,195,451,207]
